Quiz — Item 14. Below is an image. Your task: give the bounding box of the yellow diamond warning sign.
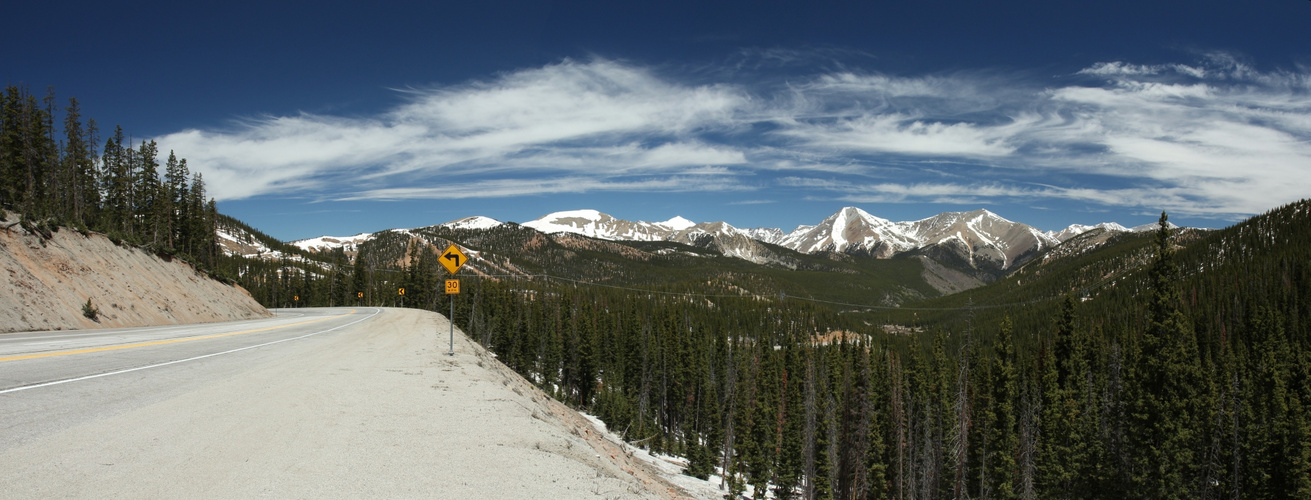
[440,244,467,275]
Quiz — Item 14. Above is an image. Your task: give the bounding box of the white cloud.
[339,174,753,201]
[157,54,1311,221]
[157,58,750,201]
[778,113,1022,157]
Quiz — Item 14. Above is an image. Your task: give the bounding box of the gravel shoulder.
[1,308,691,499]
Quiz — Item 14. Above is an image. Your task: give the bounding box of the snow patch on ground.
[580,413,728,500]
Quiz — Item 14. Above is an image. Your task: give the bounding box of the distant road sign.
[398,287,406,296]
[357,292,363,299]
[294,295,299,301]
[445,279,460,295]
[441,244,467,275]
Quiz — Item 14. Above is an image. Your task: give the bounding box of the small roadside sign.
[441,244,467,275]
[398,287,406,296]
[445,279,460,295]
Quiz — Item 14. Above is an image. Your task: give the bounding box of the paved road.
[0,307,678,499]
[1,308,377,394]
[1,308,382,450]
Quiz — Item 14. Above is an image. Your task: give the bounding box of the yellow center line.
[0,310,356,363]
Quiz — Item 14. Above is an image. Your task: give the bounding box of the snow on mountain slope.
[291,232,376,253]
[659,216,696,231]
[1047,222,1130,242]
[283,207,1148,277]
[1130,220,1178,233]
[442,216,503,231]
[521,210,789,265]
[763,208,1102,271]
[522,209,676,242]
[217,227,317,264]
[742,227,785,245]
[777,207,919,258]
[518,207,1135,271]
[900,209,1058,269]
[669,221,777,263]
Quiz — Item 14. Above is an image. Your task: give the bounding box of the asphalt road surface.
[0,307,678,499]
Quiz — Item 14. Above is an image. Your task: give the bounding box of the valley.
[214,200,1310,499]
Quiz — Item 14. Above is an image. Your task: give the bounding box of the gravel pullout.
[1,308,691,499]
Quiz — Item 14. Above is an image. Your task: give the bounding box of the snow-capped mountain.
[766,207,1059,270]
[292,231,378,253]
[742,227,785,246]
[293,216,504,253]
[522,209,691,242]
[523,209,787,264]
[1046,222,1131,242]
[519,207,1146,272]
[1129,220,1178,233]
[286,207,1151,283]
[442,216,504,231]
[899,209,1058,270]
[776,207,920,258]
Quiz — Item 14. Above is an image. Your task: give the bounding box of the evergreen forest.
[0,85,220,268]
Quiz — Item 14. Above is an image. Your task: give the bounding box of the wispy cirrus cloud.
[157,53,1311,222]
[157,58,752,201]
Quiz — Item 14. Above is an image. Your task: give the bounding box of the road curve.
[0,307,683,499]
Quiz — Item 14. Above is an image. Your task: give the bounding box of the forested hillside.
[244,220,940,311]
[0,86,220,270]
[236,190,1311,498]
[446,205,1311,499]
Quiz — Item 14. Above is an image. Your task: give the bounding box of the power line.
[454,272,1066,312]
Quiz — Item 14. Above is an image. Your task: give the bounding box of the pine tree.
[132,140,161,244]
[775,341,806,499]
[1038,295,1085,497]
[864,347,892,499]
[163,151,188,249]
[62,98,98,226]
[985,317,1019,499]
[1129,212,1206,498]
[100,127,130,235]
[0,86,23,209]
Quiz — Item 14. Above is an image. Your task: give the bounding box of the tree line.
[1,85,218,266]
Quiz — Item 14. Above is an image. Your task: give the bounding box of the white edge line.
[0,308,382,395]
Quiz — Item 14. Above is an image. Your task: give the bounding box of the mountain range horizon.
[292,206,1163,248]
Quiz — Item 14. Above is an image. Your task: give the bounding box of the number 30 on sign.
[445,279,460,295]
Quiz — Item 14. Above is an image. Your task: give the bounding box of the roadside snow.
[579,413,736,500]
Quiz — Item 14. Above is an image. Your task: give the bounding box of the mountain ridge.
[518,207,1151,272]
[260,207,1176,299]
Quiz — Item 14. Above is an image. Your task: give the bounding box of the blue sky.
[6,1,1310,240]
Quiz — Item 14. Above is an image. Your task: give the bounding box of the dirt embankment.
[0,212,269,333]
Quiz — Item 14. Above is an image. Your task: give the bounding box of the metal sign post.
[446,279,459,355]
[441,245,467,356]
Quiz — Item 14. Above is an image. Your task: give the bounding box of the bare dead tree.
[803,352,818,500]
[891,354,908,500]
[1019,382,1039,500]
[953,350,972,499]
